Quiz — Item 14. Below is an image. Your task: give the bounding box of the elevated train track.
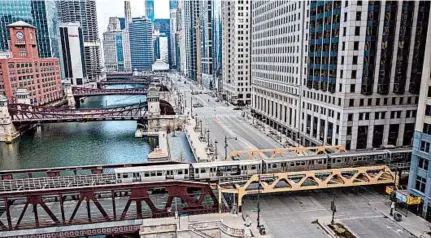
[0,145,412,232]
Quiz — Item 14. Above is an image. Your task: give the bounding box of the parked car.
[193,103,204,108]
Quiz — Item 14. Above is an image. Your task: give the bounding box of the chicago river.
[0,84,151,170]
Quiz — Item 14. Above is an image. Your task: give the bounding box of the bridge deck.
[0,174,116,193]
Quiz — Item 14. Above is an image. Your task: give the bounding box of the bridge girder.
[227,145,346,160]
[72,87,147,97]
[217,165,394,212]
[0,181,218,231]
[8,103,148,123]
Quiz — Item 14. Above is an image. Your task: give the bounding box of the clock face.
[16,32,24,40]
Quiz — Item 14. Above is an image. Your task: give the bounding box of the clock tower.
[8,21,39,59]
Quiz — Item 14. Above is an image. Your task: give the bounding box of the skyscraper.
[222,0,251,105]
[59,22,87,85]
[57,0,102,81]
[251,0,429,150]
[124,1,132,28]
[170,9,177,68]
[201,0,214,90]
[154,19,171,68]
[0,0,60,58]
[145,0,155,23]
[122,1,132,72]
[129,17,153,71]
[169,0,178,10]
[103,17,122,72]
[183,0,200,82]
[408,2,431,219]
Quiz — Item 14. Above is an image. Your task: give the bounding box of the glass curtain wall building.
[129,17,153,71]
[0,0,60,58]
[145,0,155,23]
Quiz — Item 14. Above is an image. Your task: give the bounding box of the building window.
[355,27,360,35]
[420,141,431,153]
[426,105,431,116]
[415,176,427,193]
[418,157,429,170]
[354,41,359,50]
[424,123,431,135]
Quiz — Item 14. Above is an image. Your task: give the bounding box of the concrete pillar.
[63,83,76,108]
[15,88,30,104]
[0,95,19,143]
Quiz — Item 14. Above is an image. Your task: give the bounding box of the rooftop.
[8,21,35,29]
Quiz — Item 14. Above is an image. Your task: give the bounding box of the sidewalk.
[184,109,210,162]
[369,198,431,237]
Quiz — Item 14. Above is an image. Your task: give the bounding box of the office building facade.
[122,1,132,72]
[0,22,62,105]
[129,17,153,71]
[251,0,428,150]
[154,19,171,68]
[103,17,123,72]
[222,0,251,105]
[0,0,60,59]
[170,9,177,69]
[183,0,200,82]
[408,2,431,219]
[59,23,87,85]
[57,0,102,81]
[145,0,155,23]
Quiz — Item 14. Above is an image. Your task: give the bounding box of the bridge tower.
[15,88,30,104]
[0,95,18,143]
[63,82,76,108]
[147,86,160,116]
[147,86,161,132]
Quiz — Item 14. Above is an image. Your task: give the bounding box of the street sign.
[395,191,407,203]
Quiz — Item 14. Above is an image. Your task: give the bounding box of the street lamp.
[331,192,337,225]
[200,120,203,137]
[214,140,218,161]
[206,129,210,147]
[224,135,238,160]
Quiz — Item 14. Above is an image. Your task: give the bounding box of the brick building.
[0,21,62,105]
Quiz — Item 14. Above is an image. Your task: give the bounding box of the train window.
[157,171,162,176]
[301,161,305,165]
[296,162,301,166]
[195,169,199,174]
[272,164,277,168]
[151,171,156,176]
[201,168,206,173]
[117,174,121,178]
[185,169,188,174]
[123,174,128,178]
[145,172,149,177]
[353,158,357,162]
[178,170,183,175]
[337,159,341,163]
[291,162,295,166]
[251,165,256,170]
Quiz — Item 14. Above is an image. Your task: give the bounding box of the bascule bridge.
[0,82,182,143]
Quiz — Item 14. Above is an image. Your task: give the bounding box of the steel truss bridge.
[0,180,218,231]
[0,145,407,233]
[8,102,147,123]
[217,165,395,212]
[98,80,151,86]
[72,87,147,97]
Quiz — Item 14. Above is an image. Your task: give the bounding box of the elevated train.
[115,148,411,183]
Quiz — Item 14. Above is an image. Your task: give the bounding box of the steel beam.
[218,165,395,212]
